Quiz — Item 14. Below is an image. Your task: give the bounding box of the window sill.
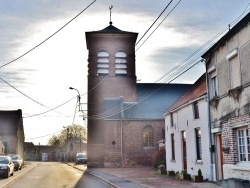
[143,146,156,150]
[195,160,203,164]
[232,163,250,171]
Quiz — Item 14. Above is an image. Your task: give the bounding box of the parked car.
[76,153,87,164]
[11,155,23,170]
[0,156,14,178]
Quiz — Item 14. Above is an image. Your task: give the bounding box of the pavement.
[0,162,225,188]
[68,163,225,188]
[0,161,37,188]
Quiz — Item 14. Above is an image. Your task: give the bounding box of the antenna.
[109,5,113,25]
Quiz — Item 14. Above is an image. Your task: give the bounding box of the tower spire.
[109,5,113,25]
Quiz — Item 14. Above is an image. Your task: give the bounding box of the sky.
[0,0,250,145]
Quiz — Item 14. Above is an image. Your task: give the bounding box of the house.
[0,109,24,159]
[65,137,87,161]
[85,21,191,167]
[164,74,211,180]
[202,12,250,181]
[0,140,5,155]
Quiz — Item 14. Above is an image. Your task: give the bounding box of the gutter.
[205,59,214,181]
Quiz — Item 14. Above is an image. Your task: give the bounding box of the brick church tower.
[85,22,138,167]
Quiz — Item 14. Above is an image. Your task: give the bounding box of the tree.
[48,124,87,147]
[48,135,60,147]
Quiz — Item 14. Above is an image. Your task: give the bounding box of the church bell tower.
[85,9,138,167]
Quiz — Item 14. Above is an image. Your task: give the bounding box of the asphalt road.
[6,162,111,188]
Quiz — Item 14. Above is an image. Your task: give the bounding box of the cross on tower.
[109,5,113,25]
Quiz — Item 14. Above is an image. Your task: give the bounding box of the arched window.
[143,126,154,147]
[97,51,109,76]
[115,52,127,76]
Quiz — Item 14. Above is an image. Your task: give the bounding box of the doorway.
[182,131,187,170]
[215,133,224,180]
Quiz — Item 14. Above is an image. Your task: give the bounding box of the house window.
[170,113,174,126]
[237,128,250,162]
[171,133,175,160]
[195,128,202,160]
[227,49,241,88]
[143,126,154,147]
[97,51,109,76]
[193,101,199,119]
[115,52,127,76]
[211,76,218,97]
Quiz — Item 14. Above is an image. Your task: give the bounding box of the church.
[85,17,191,167]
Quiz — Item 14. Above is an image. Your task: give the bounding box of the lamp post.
[69,87,83,153]
[69,87,81,112]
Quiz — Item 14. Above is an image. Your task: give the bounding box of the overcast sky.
[0,0,249,145]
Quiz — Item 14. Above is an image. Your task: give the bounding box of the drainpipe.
[121,119,123,167]
[204,59,214,181]
[120,97,124,167]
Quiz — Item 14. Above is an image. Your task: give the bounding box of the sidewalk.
[68,163,224,188]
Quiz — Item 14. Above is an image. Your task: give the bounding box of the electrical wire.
[0,77,69,116]
[135,0,173,46]
[0,0,97,69]
[136,0,182,52]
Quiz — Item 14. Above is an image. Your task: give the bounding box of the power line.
[136,0,182,52]
[0,0,97,69]
[135,0,174,46]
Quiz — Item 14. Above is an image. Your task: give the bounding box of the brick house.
[85,22,191,167]
[164,74,211,180]
[0,109,25,159]
[202,12,250,181]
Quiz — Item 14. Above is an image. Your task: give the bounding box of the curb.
[85,169,118,188]
[2,164,37,188]
[66,163,118,188]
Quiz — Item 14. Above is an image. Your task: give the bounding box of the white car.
[11,155,23,170]
[0,156,14,178]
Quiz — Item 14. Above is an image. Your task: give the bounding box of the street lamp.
[69,87,83,152]
[69,87,81,112]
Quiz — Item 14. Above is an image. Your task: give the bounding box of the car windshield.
[0,157,8,164]
[77,154,86,158]
[11,155,19,160]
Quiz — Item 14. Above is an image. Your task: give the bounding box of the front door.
[216,134,224,180]
[182,131,187,170]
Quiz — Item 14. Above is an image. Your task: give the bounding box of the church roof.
[104,83,191,120]
[86,23,137,34]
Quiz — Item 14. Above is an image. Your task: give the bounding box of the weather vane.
[109,5,113,25]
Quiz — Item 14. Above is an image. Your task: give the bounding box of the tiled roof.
[166,74,207,113]
[0,109,23,134]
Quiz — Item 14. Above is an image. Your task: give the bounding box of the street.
[3,162,111,188]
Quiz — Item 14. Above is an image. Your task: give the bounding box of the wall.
[207,23,250,180]
[165,97,211,180]
[103,120,164,167]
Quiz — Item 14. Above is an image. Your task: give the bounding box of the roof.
[166,74,207,113]
[85,23,138,49]
[104,83,191,120]
[202,12,250,58]
[87,23,137,34]
[0,109,23,134]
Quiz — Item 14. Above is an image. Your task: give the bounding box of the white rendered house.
[164,74,212,180]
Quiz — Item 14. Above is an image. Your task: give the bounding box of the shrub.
[181,169,187,175]
[151,148,166,169]
[158,164,166,170]
[198,168,202,176]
